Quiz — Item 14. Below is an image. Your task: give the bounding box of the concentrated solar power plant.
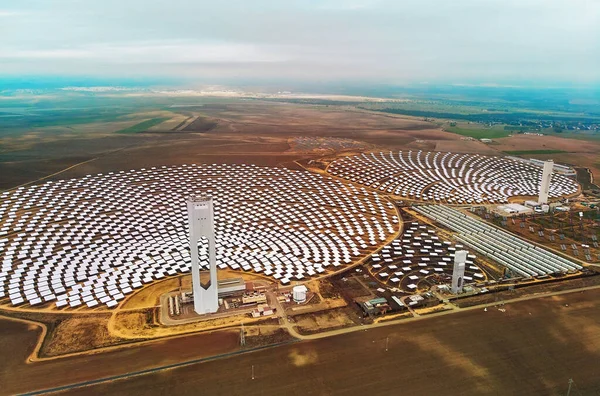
[368,221,485,293]
[328,151,579,204]
[414,205,583,277]
[0,164,399,309]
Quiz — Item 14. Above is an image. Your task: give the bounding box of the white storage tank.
[292,285,308,303]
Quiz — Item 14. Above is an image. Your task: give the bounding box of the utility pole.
[240,323,246,346]
[251,365,255,380]
[385,336,389,352]
[566,378,573,396]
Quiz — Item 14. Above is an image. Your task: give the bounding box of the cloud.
[315,0,383,10]
[1,41,289,64]
[0,10,23,17]
[0,0,598,83]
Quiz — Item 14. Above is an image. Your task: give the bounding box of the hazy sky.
[1,0,599,85]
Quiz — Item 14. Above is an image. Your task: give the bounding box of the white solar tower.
[538,160,554,204]
[451,250,467,294]
[187,195,219,314]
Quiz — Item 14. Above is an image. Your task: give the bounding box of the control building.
[451,250,468,294]
[538,160,554,204]
[187,195,219,314]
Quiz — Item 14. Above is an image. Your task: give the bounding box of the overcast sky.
[1,0,599,85]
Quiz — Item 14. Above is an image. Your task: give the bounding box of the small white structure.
[292,285,308,303]
[497,203,532,216]
[187,195,219,315]
[538,160,554,204]
[451,250,467,294]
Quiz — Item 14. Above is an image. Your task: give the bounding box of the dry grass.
[293,308,356,334]
[414,305,452,316]
[110,309,268,339]
[120,277,188,310]
[43,315,127,357]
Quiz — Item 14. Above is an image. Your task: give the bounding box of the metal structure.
[240,323,246,346]
[451,250,467,294]
[538,160,554,204]
[414,205,582,277]
[187,195,219,314]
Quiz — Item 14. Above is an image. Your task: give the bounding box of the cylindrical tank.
[292,285,307,303]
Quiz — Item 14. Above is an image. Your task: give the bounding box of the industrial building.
[180,278,247,304]
[357,296,391,316]
[251,304,274,318]
[242,292,267,305]
[217,278,246,296]
[496,203,532,216]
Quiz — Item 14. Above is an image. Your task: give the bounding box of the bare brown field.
[181,115,218,132]
[0,102,464,190]
[0,317,240,395]
[146,114,188,131]
[434,139,499,154]
[494,134,600,154]
[493,134,600,181]
[16,288,596,396]
[3,102,600,191]
[0,319,43,388]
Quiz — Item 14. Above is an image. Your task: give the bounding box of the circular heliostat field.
[0,164,399,309]
[327,151,579,204]
[368,221,486,293]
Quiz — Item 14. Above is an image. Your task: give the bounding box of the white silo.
[292,285,308,303]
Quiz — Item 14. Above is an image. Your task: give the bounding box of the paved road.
[291,282,600,340]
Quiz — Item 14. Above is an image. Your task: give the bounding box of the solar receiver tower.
[187,195,219,314]
[538,160,554,204]
[451,250,467,294]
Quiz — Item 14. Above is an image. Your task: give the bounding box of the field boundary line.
[21,340,299,396]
